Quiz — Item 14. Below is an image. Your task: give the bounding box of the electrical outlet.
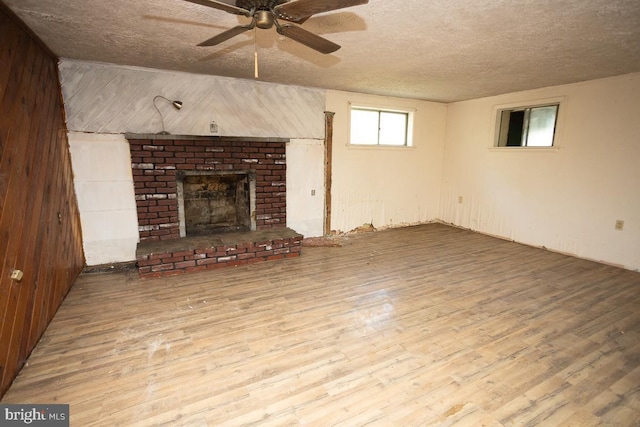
[458,196,463,204]
[210,121,218,133]
[311,189,316,196]
[615,220,624,230]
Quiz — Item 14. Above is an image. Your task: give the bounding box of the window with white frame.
[495,103,559,147]
[349,106,413,147]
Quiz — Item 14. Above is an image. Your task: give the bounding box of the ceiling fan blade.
[181,0,251,16]
[276,24,340,54]
[198,21,255,46]
[274,0,368,23]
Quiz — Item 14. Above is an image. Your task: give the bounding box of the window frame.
[348,103,414,148]
[490,97,565,150]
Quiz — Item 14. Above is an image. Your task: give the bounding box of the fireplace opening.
[177,171,256,237]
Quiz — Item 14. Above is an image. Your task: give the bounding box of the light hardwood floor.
[2,223,640,426]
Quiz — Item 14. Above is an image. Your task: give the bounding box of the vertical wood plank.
[0,39,42,394]
[324,111,334,235]
[0,5,85,398]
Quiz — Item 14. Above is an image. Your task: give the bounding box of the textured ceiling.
[4,0,640,102]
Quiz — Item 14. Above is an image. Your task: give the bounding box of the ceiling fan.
[181,0,369,54]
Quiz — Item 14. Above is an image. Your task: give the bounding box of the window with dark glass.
[496,104,559,147]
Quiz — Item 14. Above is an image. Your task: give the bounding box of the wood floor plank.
[2,223,639,426]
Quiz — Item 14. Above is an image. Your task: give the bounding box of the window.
[350,106,412,146]
[495,104,559,147]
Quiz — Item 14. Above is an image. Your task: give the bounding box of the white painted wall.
[441,73,640,271]
[286,139,325,237]
[325,90,447,233]
[68,132,139,265]
[61,59,639,271]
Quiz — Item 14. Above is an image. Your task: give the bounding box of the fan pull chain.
[254,27,259,79]
[254,51,258,79]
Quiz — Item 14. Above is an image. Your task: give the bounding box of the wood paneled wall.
[0,4,85,398]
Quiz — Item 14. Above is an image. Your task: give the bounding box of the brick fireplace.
[128,135,302,278]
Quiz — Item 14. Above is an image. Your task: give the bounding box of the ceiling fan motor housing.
[235,0,287,28]
[235,0,287,12]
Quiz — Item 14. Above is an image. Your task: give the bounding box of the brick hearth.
[136,228,302,279]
